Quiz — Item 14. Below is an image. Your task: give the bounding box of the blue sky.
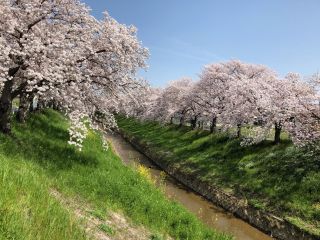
[83,0,320,87]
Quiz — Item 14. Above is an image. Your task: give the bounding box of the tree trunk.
[36,99,46,111]
[274,122,282,144]
[0,80,14,133]
[29,97,34,112]
[48,100,53,108]
[179,115,185,127]
[170,116,174,125]
[16,93,30,123]
[191,116,198,129]
[52,100,58,110]
[210,117,217,133]
[237,124,242,138]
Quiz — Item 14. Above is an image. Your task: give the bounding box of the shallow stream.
[106,133,273,240]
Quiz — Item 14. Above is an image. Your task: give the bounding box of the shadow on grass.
[0,110,99,171]
[117,116,320,216]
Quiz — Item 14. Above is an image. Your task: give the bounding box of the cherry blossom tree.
[184,91,204,129]
[141,87,170,122]
[2,0,319,150]
[0,0,96,131]
[209,61,275,139]
[285,73,320,147]
[0,0,148,149]
[256,73,313,144]
[143,78,194,125]
[200,61,311,146]
[195,62,234,133]
[195,60,277,138]
[140,60,318,148]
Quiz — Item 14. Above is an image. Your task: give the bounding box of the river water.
[106,133,273,240]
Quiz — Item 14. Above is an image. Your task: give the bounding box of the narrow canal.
[106,133,273,240]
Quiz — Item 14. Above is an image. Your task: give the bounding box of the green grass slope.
[117,116,320,236]
[0,110,230,240]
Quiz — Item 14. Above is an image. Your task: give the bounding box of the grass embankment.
[117,117,320,236]
[0,109,230,240]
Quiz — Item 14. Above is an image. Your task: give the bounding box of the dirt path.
[50,189,153,240]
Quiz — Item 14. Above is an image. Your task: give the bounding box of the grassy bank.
[117,116,320,236]
[0,109,230,240]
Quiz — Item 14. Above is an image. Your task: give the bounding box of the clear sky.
[82,0,320,87]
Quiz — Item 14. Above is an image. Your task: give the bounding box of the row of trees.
[0,0,148,149]
[132,60,320,147]
[1,1,319,149]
